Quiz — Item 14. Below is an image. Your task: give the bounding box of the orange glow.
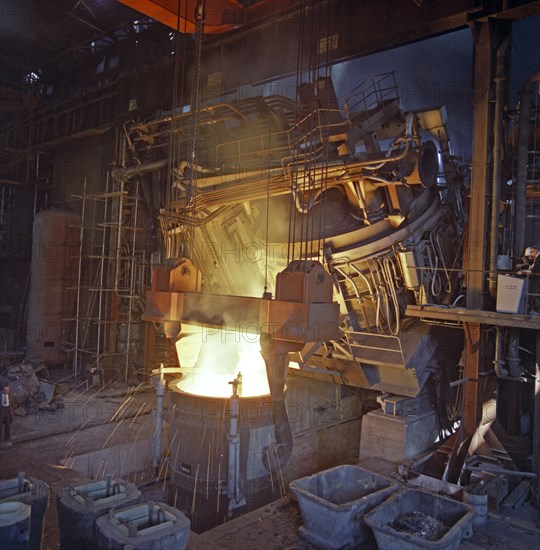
[175,325,269,398]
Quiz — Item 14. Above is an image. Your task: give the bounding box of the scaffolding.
[67,174,148,382]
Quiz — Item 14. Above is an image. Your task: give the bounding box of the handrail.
[341,72,399,115]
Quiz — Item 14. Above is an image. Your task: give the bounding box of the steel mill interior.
[2,1,540,549]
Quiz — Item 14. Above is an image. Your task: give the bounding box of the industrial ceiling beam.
[119,1,540,92]
[116,0,292,34]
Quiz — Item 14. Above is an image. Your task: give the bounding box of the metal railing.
[341,72,399,117]
[336,330,406,368]
[215,73,399,171]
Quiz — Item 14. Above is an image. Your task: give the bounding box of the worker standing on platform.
[523,246,540,314]
[0,384,12,447]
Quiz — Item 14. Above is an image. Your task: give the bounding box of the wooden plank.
[466,20,495,308]
[406,305,540,329]
[502,480,531,508]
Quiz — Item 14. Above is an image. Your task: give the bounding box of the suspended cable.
[263,1,277,297]
[286,0,335,264]
[287,0,307,265]
[185,0,206,258]
[301,0,316,262]
[317,0,333,259]
[163,0,185,259]
[176,0,190,258]
[263,165,271,295]
[310,0,323,261]
[532,81,539,186]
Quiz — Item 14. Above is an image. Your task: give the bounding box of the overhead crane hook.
[195,0,206,24]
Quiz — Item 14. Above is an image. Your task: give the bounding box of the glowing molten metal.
[175,325,270,398]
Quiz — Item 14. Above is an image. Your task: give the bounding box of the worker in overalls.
[523,246,540,314]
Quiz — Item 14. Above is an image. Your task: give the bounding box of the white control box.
[496,274,527,314]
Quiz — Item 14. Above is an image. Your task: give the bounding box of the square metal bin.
[364,489,476,550]
[289,464,398,549]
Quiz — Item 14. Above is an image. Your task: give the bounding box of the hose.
[291,186,323,214]
[383,256,401,335]
[373,256,401,336]
[426,245,441,298]
[431,228,452,294]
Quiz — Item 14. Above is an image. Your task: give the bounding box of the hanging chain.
[287,0,307,265]
[287,0,333,265]
[164,0,185,259]
[185,0,206,255]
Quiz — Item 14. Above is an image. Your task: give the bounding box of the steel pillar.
[463,20,511,436]
[534,333,540,523]
[467,21,495,309]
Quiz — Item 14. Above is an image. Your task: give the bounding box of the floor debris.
[390,511,449,541]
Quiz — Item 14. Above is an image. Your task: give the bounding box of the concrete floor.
[0,381,157,549]
[187,494,540,550]
[1,381,539,550]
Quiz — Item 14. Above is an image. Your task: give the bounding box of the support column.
[466,20,500,309]
[466,21,491,308]
[534,333,540,523]
[463,19,511,438]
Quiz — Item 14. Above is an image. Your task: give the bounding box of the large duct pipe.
[493,326,508,377]
[488,37,510,298]
[506,328,522,378]
[513,70,540,261]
